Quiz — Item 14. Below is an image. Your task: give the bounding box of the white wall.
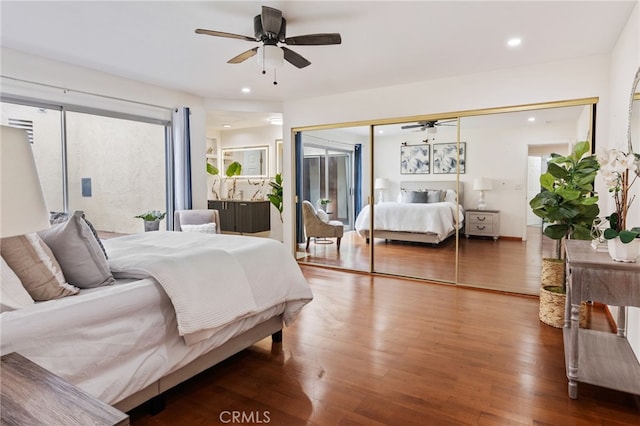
[608,3,640,359]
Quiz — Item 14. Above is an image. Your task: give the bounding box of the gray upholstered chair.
[301,200,343,250]
[173,209,221,233]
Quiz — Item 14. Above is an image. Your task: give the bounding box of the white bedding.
[0,233,313,405]
[103,232,312,344]
[355,202,464,241]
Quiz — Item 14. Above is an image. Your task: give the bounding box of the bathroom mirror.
[221,146,269,177]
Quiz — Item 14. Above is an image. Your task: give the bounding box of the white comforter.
[103,231,313,345]
[355,202,464,240]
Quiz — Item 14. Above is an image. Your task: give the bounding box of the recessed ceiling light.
[507,37,522,48]
[241,87,251,94]
[268,117,283,125]
[222,124,232,128]
[528,117,535,122]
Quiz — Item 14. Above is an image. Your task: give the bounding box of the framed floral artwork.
[400,144,430,174]
[433,142,466,174]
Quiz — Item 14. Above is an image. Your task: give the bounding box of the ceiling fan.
[401,119,457,131]
[195,5,342,71]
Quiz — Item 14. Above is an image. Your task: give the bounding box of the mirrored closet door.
[293,99,597,296]
[369,120,460,283]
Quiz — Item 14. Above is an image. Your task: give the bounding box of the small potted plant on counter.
[135,210,166,232]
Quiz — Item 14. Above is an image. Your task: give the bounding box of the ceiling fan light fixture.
[257,45,284,69]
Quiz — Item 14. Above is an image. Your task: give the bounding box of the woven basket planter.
[541,258,565,286]
[539,285,590,328]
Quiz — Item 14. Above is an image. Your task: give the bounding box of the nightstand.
[0,352,129,425]
[465,209,500,240]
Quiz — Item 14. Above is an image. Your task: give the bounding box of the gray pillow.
[427,190,443,203]
[38,211,115,288]
[401,190,429,203]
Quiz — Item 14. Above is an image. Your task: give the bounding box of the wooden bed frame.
[113,316,283,413]
[361,180,464,245]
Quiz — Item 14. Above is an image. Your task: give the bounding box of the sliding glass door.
[1,100,169,235]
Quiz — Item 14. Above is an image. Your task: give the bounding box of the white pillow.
[444,189,457,203]
[181,223,217,234]
[316,210,330,223]
[1,256,34,312]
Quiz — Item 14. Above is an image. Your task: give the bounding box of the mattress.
[0,277,285,405]
[355,201,464,240]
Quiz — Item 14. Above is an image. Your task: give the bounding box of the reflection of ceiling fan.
[195,6,342,70]
[401,119,457,131]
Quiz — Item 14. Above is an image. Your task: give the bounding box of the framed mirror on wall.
[221,145,269,177]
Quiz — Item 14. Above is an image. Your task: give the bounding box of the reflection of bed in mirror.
[355,181,464,245]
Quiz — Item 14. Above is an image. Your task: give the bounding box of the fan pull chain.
[273,69,278,85]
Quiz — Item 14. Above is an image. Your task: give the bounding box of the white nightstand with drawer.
[465,209,500,240]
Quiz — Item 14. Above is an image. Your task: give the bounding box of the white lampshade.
[1,126,50,237]
[374,178,388,189]
[257,45,284,69]
[473,177,493,191]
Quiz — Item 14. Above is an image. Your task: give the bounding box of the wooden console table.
[1,352,129,425]
[563,240,640,399]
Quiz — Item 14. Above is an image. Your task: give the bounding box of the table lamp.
[374,178,388,204]
[1,125,50,238]
[472,177,492,210]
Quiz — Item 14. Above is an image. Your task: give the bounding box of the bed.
[355,181,464,245]
[0,230,313,412]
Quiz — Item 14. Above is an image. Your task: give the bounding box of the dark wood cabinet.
[208,200,270,234]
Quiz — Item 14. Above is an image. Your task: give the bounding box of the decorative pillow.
[316,209,330,223]
[0,234,78,301]
[49,211,108,259]
[1,256,35,312]
[444,189,457,203]
[427,189,443,203]
[180,223,217,234]
[400,190,429,203]
[38,211,115,288]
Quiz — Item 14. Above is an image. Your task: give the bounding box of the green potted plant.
[135,210,166,232]
[207,162,221,199]
[223,161,242,199]
[529,141,600,327]
[267,173,283,222]
[317,198,332,212]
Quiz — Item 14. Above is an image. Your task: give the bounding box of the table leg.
[568,301,580,399]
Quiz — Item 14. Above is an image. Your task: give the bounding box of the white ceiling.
[1,1,636,130]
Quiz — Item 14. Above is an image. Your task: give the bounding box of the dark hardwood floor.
[129,266,639,425]
[297,226,557,296]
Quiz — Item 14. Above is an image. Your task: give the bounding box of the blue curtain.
[354,143,362,216]
[172,107,192,213]
[295,132,304,244]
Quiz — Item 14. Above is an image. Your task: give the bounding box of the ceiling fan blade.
[401,124,425,129]
[285,33,342,46]
[227,47,259,64]
[282,47,311,69]
[195,29,256,42]
[261,6,282,36]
